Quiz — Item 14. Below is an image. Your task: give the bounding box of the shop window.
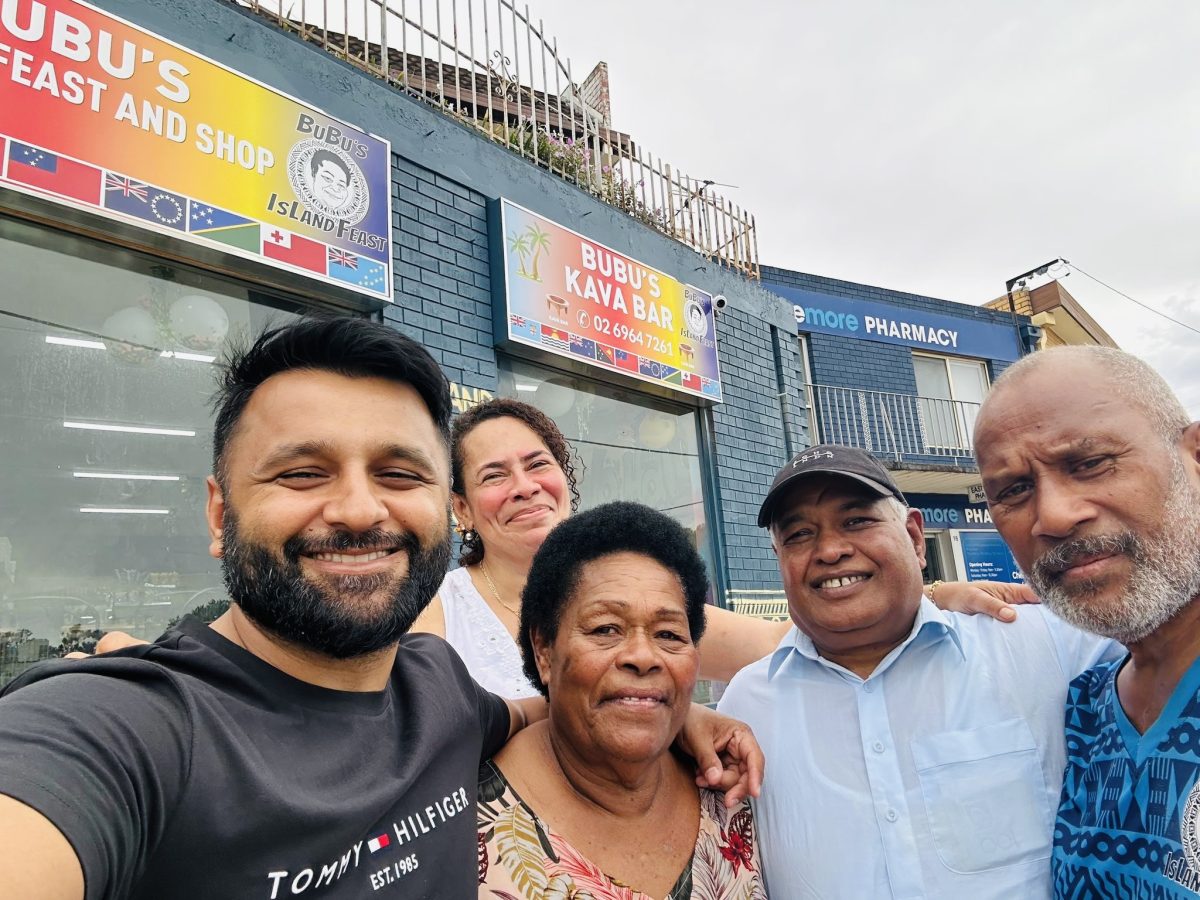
[912,354,989,451]
[497,358,722,699]
[0,217,303,685]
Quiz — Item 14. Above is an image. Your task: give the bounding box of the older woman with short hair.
[477,501,766,898]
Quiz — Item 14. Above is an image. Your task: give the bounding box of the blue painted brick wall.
[384,158,499,395]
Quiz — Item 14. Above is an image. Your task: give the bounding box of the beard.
[220,509,451,659]
[1026,455,1200,643]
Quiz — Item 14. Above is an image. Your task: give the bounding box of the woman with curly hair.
[475,501,766,898]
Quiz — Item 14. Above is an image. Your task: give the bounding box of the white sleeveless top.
[438,566,540,699]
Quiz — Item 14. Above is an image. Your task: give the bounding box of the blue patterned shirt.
[1055,653,1200,898]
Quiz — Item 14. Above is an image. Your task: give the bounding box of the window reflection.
[0,217,300,684]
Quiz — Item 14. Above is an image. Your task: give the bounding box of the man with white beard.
[974,346,1200,899]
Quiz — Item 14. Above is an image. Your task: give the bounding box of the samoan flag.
[569,334,596,360]
[5,142,102,204]
[328,246,389,294]
[104,173,188,232]
[509,314,540,343]
[639,358,679,382]
[188,202,259,252]
[614,348,639,373]
[595,342,616,367]
[540,325,570,352]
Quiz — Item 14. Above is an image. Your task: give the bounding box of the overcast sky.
[530,0,1200,415]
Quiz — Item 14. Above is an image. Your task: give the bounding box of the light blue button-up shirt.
[718,599,1120,900]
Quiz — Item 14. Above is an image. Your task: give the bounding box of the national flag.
[367,832,391,853]
[261,225,326,274]
[595,342,616,367]
[663,368,683,385]
[328,246,389,293]
[188,202,260,252]
[6,142,102,204]
[103,174,188,231]
[639,358,678,382]
[682,371,702,392]
[701,376,722,398]
[569,334,596,360]
[540,324,569,352]
[509,314,540,343]
[614,348,639,373]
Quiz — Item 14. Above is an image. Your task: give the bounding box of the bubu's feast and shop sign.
[490,199,722,403]
[0,0,392,301]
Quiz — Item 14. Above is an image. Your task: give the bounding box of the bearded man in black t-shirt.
[0,318,759,899]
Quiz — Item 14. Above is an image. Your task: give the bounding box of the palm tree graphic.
[508,230,532,278]
[525,224,551,283]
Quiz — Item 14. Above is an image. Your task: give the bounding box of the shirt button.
[872,741,885,753]
[886,809,899,823]
[863,681,874,693]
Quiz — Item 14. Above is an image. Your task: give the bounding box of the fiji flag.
[614,348,639,373]
[328,246,389,294]
[569,334,596,360]
[104,173,188,231]
[5,142,102,204]
[509,314,540,343]
[189,202,260,252]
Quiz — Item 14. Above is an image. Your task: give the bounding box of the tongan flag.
[189,202,259,252]
[104,174,188,231]
[328,246,388,293]
[6,142,102,204]
[509,314,540,343]
[367,832,391,853]
[261,225,326,274]
[682,371,702,392]
[614,349,639,373]
[540,325,569,352]
[569,334,596,360]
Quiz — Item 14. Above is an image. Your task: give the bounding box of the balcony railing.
[231,0,760,278]
[803,383,982,464]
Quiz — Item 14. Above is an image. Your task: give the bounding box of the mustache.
[282,529,419,560]
[1031,532,1137,582]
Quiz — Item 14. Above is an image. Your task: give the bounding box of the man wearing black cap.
[718,444,1120,899]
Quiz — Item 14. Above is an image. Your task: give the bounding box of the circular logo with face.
[1182,780,1200,876]
[287,139,369,224]
[684,296,709,339]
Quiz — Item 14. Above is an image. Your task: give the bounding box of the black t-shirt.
[0,616,509,899]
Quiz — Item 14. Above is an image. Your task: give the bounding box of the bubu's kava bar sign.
[491,199,722,402]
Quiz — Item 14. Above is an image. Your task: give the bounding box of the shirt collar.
[766,596,965,681]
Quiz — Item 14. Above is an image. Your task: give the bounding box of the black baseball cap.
[757,444,907,527]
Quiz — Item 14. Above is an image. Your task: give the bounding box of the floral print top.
[476,760,767,900]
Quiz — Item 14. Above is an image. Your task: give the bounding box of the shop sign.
[490,199,722,403]
[957,530,1025,584]
[765,282,1022,361]
[906,492,994,529]
[0,0,392,302]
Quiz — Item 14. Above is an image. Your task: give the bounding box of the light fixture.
[73,472,181,481]
[160,350,217,363]
[514,383,539,392]
[45,335,106,350]
[64,421,196,437]
[79,507,171,515]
